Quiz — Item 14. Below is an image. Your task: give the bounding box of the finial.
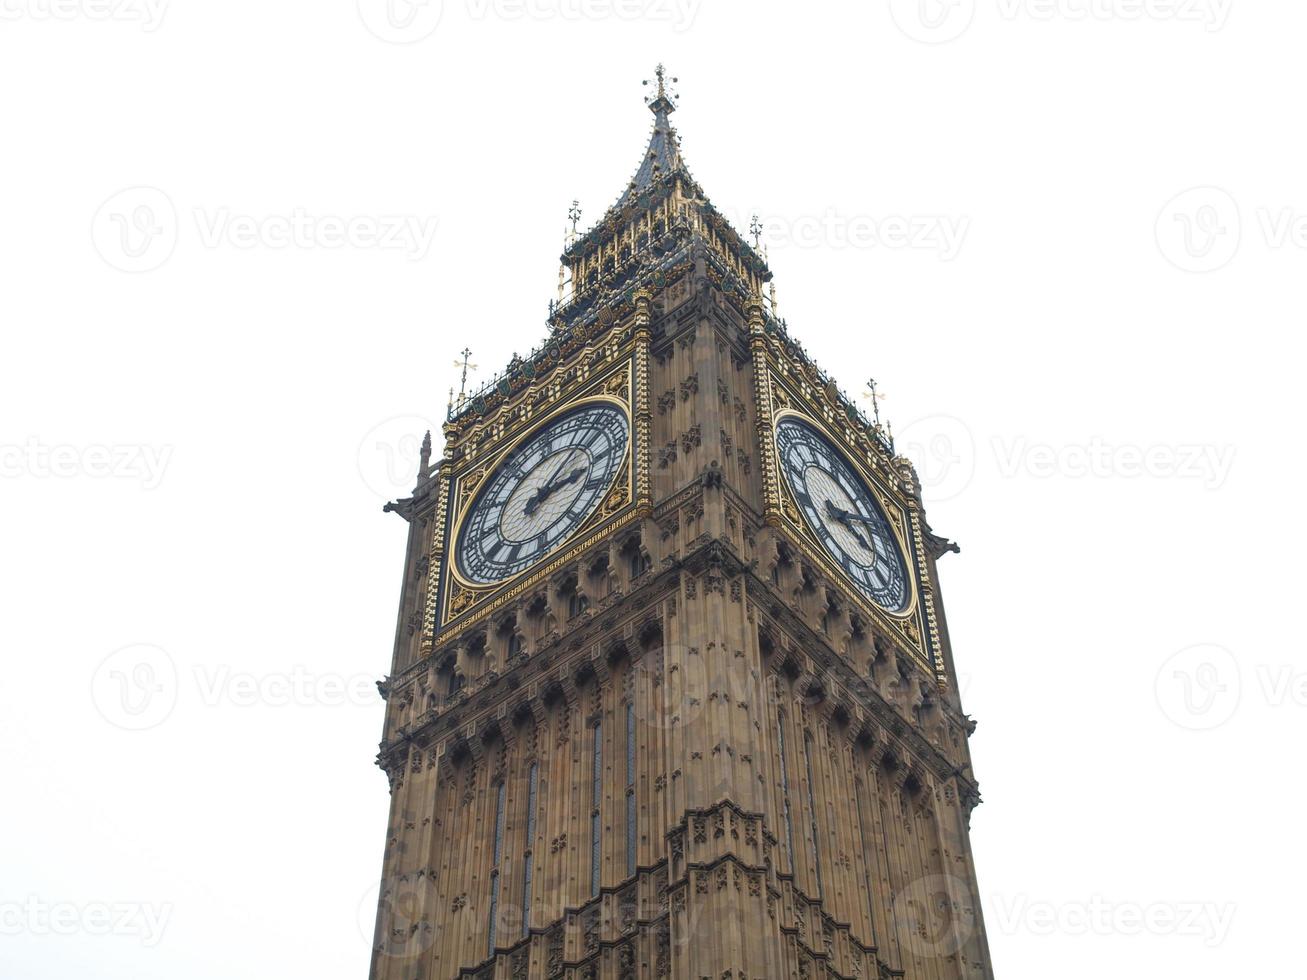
[863,378,885,428]
[447,387,455,419]
[749,214,763,250]
[643,64,678,113]
[568,200,582,235]
[420,430,432,477]
[453,348,477,411]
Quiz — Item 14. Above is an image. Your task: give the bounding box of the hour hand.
[824,501,870,550]
[524,466,587,516]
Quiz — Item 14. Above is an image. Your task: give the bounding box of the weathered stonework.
[369,70,992,980]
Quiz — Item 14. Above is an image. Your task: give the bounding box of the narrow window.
[487,781,506,957]
[507,632,525,658]
[803,732,824,898]
[625,701,637,878]
[591,720,603,896]
[777,714,797,873]
[521,762,538,937]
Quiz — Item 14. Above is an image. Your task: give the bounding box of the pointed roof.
[614,64,684,209]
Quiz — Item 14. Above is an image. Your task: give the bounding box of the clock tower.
[370,69,994,980]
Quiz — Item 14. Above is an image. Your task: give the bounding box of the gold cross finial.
[453,348,478,410]
[863,377,885,427]
[643,64,678,111]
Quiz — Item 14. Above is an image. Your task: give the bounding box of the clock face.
[775,417,910,613]
[456,403,630,586]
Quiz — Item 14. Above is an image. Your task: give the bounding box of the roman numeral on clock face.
[775,416,911,613]
[456,403,631,588]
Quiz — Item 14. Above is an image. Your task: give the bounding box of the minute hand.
[829,506,883,528]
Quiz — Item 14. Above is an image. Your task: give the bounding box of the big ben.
[370,67,994,980]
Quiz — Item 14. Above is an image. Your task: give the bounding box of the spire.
[616,64,683,209]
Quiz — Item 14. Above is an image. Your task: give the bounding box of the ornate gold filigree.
[605,368,631,401]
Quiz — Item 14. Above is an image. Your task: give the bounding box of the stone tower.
[370,68,993,980]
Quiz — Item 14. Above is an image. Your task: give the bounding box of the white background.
[1,1,1302,977]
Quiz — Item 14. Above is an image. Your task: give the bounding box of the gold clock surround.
[436,366,638,643]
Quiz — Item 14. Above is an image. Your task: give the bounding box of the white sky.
[2,2,1303,978]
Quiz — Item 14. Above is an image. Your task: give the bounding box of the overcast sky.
[2,2,1303,978]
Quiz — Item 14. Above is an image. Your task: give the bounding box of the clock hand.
[524,457,584,516]
[826,501,883,530]
[823,500,871,551]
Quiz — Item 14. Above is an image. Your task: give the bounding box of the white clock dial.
[775,417,910,613]
[456,404,629,586]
